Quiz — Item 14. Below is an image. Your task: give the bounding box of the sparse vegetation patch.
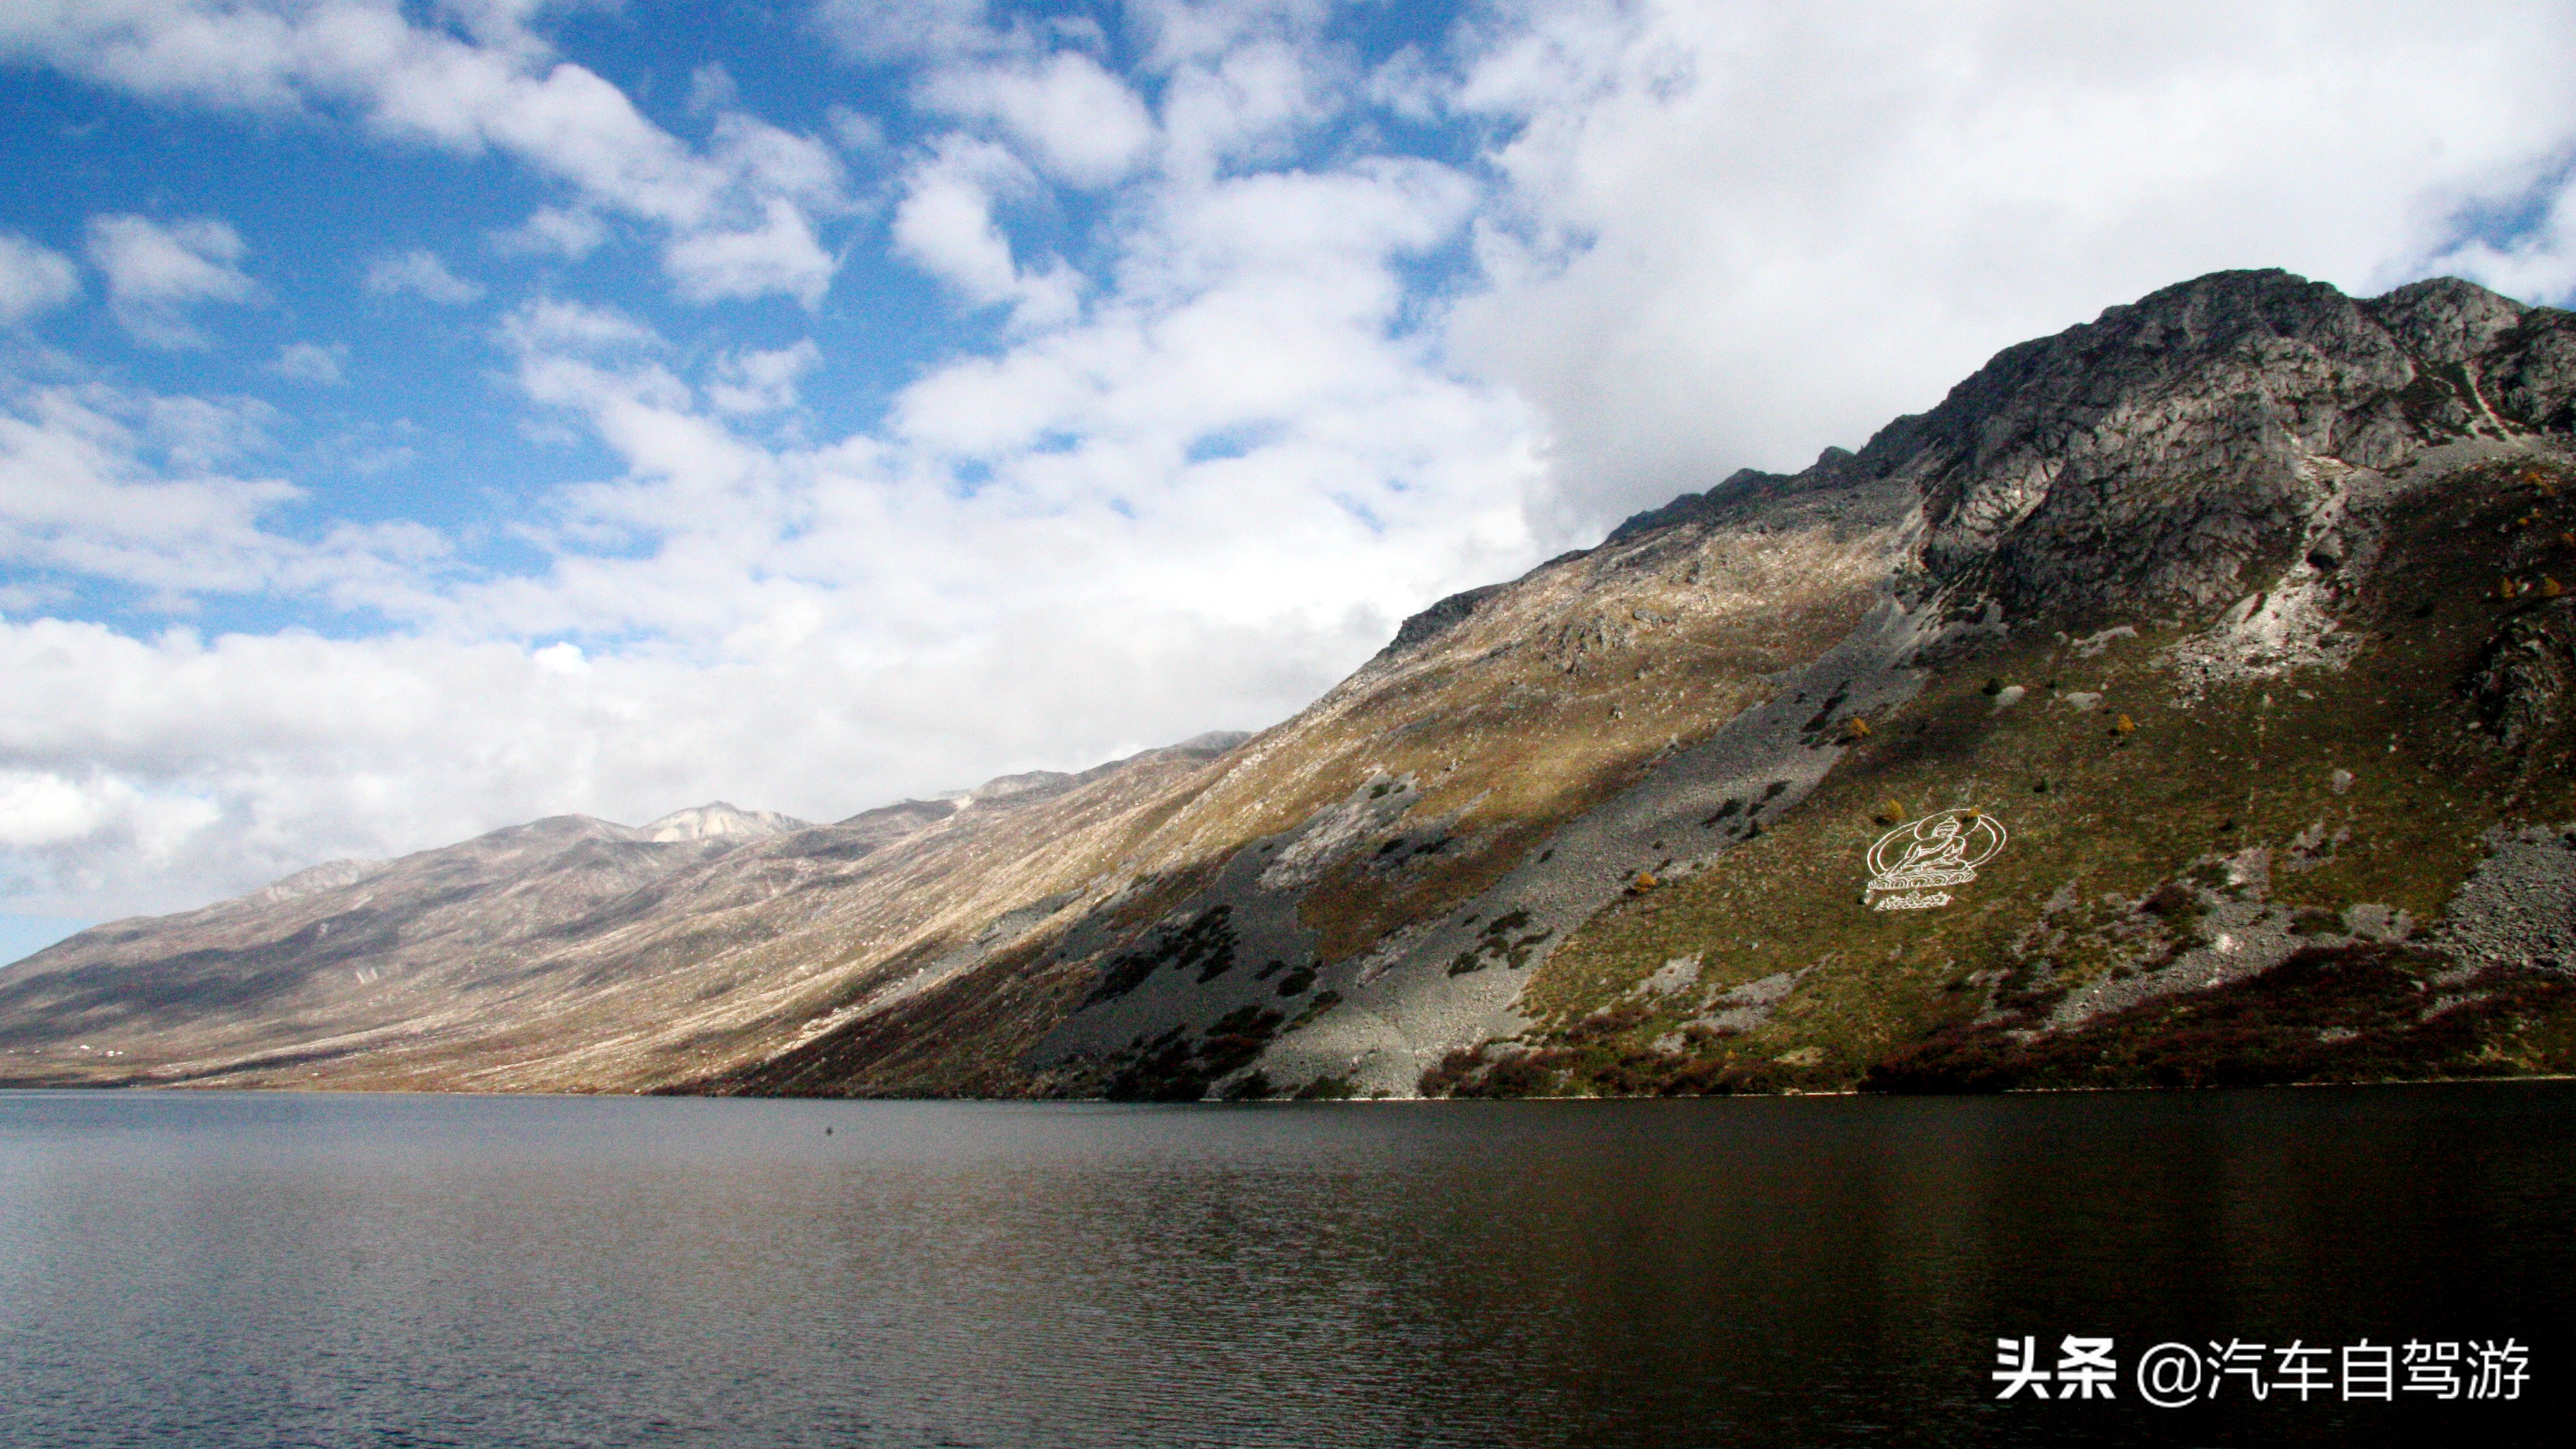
[1082,905,1239,1006]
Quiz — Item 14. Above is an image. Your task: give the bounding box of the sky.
[2,0,2574,956]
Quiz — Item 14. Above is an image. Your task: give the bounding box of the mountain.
[5,269,2574,1098]
[638,803,810,842]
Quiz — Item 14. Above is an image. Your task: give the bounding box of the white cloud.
[271,342,349,386]
[0,379,301,594]
[812,0,996,63]
[2,1,847,306]
[1447,0,2576,529]
[1155,34,1331,180]
[826,104,889,158]
[0,764,223,912]
[0,607,1356,919]
[0,767,218,857]
[686,60,739,115]
[447,131,1532,651]
[2429,168,2576,305]
[892,135,1081,326]
[0,233,80,326]
[663,198,836,307]
[494,204,610,258]
[0,374,443,611]
[706,112,850,209]
[363,247,484,304]
[707,339,822,416]
[1125,0,1339,71]
[892,137,1028,301]
[920,49,1156,188]
[83,214,260,348]
[497,297,660,355]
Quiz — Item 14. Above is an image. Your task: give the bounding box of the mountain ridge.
[7,268,2575,1097]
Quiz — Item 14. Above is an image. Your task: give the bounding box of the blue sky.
[3,0,2574,957]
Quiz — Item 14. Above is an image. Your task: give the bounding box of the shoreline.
[7,1072,2573,1102]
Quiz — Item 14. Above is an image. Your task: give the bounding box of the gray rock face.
[1615,270,2575,625]
[1381,583,1507,658]
[2467,599,2575,752]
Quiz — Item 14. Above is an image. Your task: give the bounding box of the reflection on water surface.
[1,1085,2565,1447]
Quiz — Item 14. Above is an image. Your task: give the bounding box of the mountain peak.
[637,802,810,842]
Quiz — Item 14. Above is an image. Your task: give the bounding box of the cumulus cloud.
[826,104,890,159]
[497,297,661,356]
[705,111,847,207]
[813,0,997,63]
[0,233,80,326]
[362,247,484,304]
[271,341,349,385]
[1448,0,2576,529]
[2429,164,2576,306]
[457,133,1529,666]
[663,198,837,307]
[1157,37,1331,179]
[1,0,847,306]
[84,215,260,348]
[494,204,610,259]
[706,340,822,416]
[0,373,443,612]
[686,60,740,115]
[0,379,300,595]
[0,761,223,915]
[892,135,1081,326]
[919,49,1156,188]
[0,767,218,858]
[0,606,1356,920]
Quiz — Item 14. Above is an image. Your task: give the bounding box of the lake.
[0,1085,2565,1447]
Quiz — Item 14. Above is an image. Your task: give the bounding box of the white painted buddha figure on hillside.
[1867,809,2005,894]
[1893,817,1969,875]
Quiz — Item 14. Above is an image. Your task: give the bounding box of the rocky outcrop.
[2467,598,2575,752]
[1380,583,1506,658]
[1606,271,2575,630]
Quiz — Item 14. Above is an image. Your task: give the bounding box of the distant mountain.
[6,270,2573,1097]
[0,743,1246,1091]
[640,803,811,842]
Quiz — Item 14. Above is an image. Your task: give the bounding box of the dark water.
[0,1085,2565,1448]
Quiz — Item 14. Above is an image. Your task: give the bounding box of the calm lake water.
[0,1085,2565,1448]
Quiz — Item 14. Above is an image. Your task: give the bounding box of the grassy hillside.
[1425,452,2576,1096]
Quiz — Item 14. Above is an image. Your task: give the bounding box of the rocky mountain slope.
[6,269,2574,1097]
